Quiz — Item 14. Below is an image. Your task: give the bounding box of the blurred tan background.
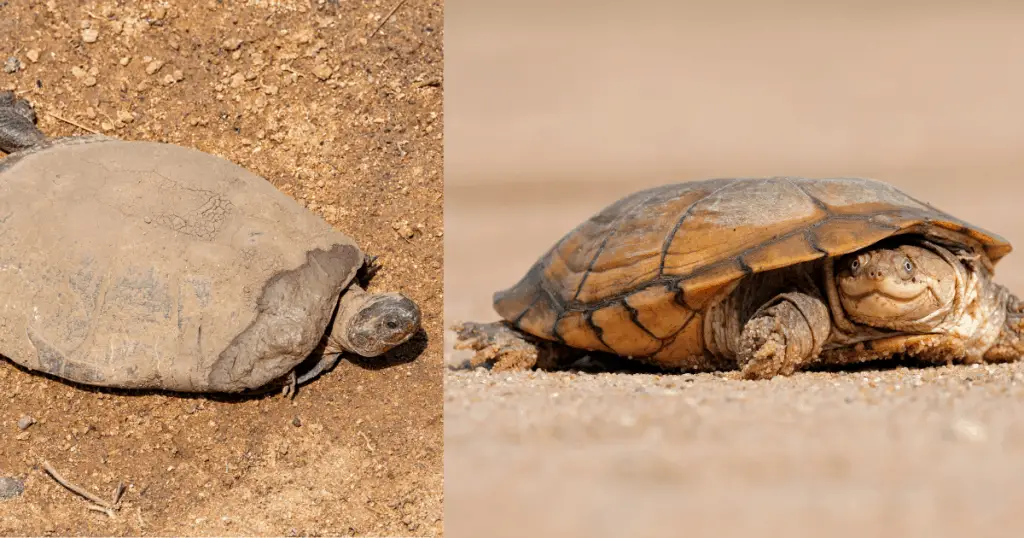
[445,1,1024,537]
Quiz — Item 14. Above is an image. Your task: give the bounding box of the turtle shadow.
[514,352,954,378]
[804,356,947,375]
[0,328,429,403]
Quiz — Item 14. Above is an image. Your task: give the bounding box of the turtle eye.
[902,259,914,274]
[850,254,868,274]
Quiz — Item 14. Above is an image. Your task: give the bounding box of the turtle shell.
[0,136,364,392]
[493,177,1011,367]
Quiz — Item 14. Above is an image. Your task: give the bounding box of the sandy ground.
[1,1,443,536]
[445,2,1024,537]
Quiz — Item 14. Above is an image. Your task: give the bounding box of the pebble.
[145,60,165,75]
[3,57,20,74]
[25,49,40,63]
[82,28,99,43]
[0,477,24,500]
[221,38,244,51]
[292,416,302,427]
[17,415,35,431]
[312,64,333,81]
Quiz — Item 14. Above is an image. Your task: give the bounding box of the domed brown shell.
[493,177,1011,367]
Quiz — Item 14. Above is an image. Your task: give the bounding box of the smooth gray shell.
[0,137,363,392]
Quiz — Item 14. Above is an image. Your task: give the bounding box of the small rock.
[393,221,416,239]
[221,38,244,51]
[311,64,333,81]
[26,49,40,63]
[162,74,176,85]
[292,416,302,427]
[172,69,184,82]
[292,28,315,44]
[83,76,97,87]
[3,57,20,74]
[0,477,24,500]
[263,85,279,96]
[145,60,165,75]
[229,72,245,88]
[116,110,134,124]
[119,56,132,66]
[71,66,88,78]
[82,28,99,43]
[17,415,35,431]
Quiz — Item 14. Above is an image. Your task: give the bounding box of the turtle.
[0,92,421,395]
[453,176,1024,379]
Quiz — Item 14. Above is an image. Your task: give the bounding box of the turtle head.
[329,290,421,357]
[835,243,959,330]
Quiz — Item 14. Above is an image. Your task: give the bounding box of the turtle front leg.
[738,292,832,379]
[0,91,47,154]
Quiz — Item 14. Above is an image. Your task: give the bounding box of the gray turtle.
[0,92,421,395]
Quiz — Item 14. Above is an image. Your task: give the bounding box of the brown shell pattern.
[493,177,1011,367]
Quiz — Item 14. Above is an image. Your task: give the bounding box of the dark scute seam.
[803,229,828,255]
[622,299,659,341]
[788,179,834,216]
[585,310,613,352]
[658,181,738,278]
[647,311,696,357]
[550,312,566,344]
[512,293,540,327]
[573,234,611,301]
[573,187,668,301]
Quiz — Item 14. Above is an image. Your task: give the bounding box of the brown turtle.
[0,92,421,396]
[453,177,1024,378]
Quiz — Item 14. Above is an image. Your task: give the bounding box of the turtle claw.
[281,371,298,399]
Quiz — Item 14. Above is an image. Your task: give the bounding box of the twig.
[46,112,101,135]
[86,504,116,517]
[42,461,121,515]
[358,431,375,453]
[368,0,408,39]
[111,482,126,506]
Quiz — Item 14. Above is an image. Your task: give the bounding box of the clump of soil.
[0,1,443,536]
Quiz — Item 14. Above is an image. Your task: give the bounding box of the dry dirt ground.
[446,2,1024,537]
[0,0,443,536]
